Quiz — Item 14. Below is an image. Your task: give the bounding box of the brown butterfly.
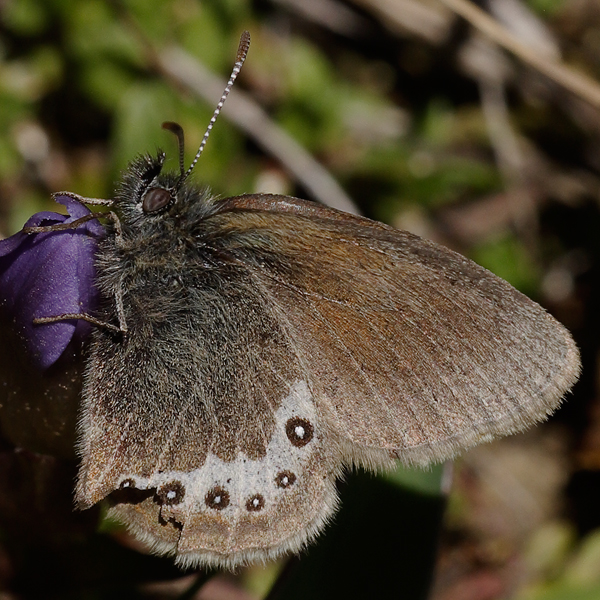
[28,32,580,569]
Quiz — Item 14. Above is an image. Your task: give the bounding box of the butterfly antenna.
[177,30,251,189]
[162,122,186,179]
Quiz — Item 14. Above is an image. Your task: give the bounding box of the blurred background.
[0,0,599,598]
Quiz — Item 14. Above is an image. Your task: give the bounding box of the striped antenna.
[177,31,251,189]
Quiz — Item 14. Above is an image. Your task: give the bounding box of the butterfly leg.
[23,191,127,333]
[23,212,105,234]
[33,313,122,334]
[52,191,114,207]
[113,279,128,333]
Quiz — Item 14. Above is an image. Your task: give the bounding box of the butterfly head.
[114,151,220,245]
[114,152,171,226]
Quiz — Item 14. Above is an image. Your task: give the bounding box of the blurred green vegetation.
[0,0,507,240]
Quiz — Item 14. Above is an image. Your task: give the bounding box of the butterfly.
[12,31,579,569]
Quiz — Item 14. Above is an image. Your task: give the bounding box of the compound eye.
[143,187,172,213]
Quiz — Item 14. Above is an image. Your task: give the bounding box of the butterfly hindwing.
[76,242,341,567]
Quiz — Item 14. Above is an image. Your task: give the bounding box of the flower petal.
[0,195,104,370]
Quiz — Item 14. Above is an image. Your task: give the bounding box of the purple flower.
[0,194,104,370]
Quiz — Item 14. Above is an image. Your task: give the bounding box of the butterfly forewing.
[207,194,580,465]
